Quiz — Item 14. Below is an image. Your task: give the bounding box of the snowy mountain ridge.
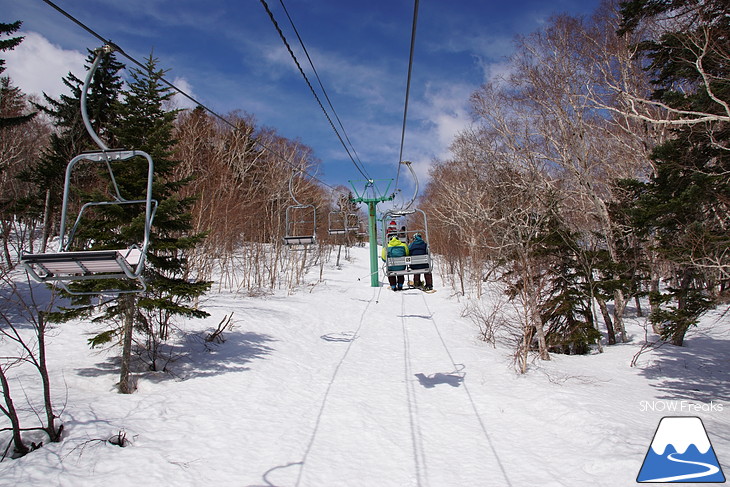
[650,417,712,455]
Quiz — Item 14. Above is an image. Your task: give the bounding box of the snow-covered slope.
[1,246,728,486]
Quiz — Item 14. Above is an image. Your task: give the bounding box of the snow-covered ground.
[1,245,728,486]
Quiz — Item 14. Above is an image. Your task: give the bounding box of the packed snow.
[1,245,728,486]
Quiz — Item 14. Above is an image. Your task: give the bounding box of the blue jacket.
[408,235,429,270]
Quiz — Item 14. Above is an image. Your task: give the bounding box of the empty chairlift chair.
[327,211,347,236]
[327,210,360,236]
[283,169,317,247]
[284,204,317,246]
[20,46,157,294]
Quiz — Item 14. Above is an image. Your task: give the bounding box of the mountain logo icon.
[637,416,726,483]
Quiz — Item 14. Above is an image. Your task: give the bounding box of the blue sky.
[3,0,602,194]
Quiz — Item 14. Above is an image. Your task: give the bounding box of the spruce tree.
[24,50,124,250]
[536,215,600,355]
[44,52,210,392]
[0,21,23,71]
[0,20,33,129]
[619,0,729,345]
[110,53,211,381]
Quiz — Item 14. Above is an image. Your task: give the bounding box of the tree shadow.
[0,278,61,330]
[75,330,276,382]
[638,332,730,402]
[174,331,276,380]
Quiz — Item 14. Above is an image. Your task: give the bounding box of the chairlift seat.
[385,254,432,276]
[21,248,143,281]
[284,236,316,246]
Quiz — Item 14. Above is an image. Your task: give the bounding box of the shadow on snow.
[75,330,276,382]
[415,372,464,388]
[638,330,730,403]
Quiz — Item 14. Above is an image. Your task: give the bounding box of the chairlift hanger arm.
[288,168,304,206]
[81,45,114,152]
[401,160,419,211]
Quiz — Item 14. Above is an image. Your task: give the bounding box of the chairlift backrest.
[284,168,317,247]
[328,211,361,236]
[284,203,316,246]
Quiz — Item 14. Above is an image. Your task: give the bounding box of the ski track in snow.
[0,246,728,487]
[293,287,511,487]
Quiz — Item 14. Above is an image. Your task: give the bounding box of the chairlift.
[346,213,361,233]
[327,211,360,236]
[356,221,369,238]
[327,211,346,236]
[380,160,432,277]
[20,46,158,295]
[381,208,432,277]
[283,170,316,247]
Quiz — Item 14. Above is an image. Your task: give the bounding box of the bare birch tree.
[0,271,62,459]
[0,84,50,268]
[172,109,329,294]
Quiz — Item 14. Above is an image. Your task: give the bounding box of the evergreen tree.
[0,20,33,129]
[108,53,210,385]
[619,0,729,345]
[0,21,23,72]
[23,50,124,250]
[116,54,211,375]
[536,215,600,355]
[45,52,210,392]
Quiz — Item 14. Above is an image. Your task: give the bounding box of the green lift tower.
[349,179,395,287]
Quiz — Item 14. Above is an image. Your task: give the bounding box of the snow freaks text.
[639,400,724,413]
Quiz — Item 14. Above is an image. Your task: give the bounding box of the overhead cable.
[259,0,371,181]
[277,0,371,181]
[395,0,420,191]
[40,0,337,192]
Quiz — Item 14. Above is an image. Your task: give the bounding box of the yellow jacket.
[381,237,409,261]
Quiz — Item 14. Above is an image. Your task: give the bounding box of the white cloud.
[168,76,199,110]
[376,81,476,190]
[477,59,516,86]
[3,31,86,99]
[415,83,473,154]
